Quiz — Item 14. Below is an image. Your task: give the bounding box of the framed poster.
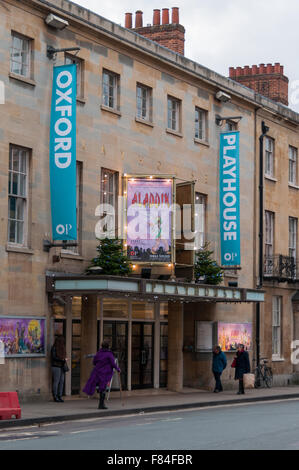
[217,322,252,352]
[125,176,174,264]
[195,321,214,352]
[0,317,46,357]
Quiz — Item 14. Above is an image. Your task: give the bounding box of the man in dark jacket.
[212,345,227,392]
[234,343,251,394]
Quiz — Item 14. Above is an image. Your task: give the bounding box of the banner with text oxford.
[219,132,240,266]
[50,64,77,241]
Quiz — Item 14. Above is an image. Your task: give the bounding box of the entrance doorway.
[102,321,128,390]
[132,322,154,389]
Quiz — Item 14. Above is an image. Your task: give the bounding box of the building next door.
[132,322,154,389]
[102,321,128,390]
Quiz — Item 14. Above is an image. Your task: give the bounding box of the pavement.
[2,384,299,429]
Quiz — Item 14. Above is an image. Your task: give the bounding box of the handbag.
[231,357,237,368]
[243,373,255,389]
[63,361,69,373]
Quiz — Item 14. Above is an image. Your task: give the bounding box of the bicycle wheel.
[254,367,263,388]
[264,367,273,388]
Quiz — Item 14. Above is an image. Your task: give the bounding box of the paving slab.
[1,386,299,429]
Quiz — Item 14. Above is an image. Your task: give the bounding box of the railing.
[264,254,297,281]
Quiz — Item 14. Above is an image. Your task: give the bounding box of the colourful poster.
[219,132,241,266]
[218,322,252,351]
[0,317,46,357]
[126,178,173,263]
[50,64,77,241]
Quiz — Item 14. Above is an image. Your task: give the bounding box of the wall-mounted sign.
[195,321,214,352]
[50,64,77,241]
[219,132,240,266]
[0,317,46,357]
[217,322,252,352]
[126,177,173,263]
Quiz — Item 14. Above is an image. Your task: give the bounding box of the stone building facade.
[0,0,297,400]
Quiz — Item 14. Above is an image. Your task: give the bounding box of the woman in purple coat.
[83,342,120,409]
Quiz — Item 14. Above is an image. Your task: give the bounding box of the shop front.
[48,274,264,395]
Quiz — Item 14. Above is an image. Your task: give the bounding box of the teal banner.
[219,132,240,266]
[50,64,77,240]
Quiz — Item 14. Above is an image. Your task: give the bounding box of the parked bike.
[254,358,273,388]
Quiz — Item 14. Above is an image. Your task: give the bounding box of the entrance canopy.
[46,274,264,304]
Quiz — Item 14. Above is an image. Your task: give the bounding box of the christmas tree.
[88,238,132,276]
[194,243,223,285]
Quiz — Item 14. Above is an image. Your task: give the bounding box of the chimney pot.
[153,9,160,25]
[172,7,179,24]
[135,10,143,28]
[162,8,169,25]
[125,12,132,29]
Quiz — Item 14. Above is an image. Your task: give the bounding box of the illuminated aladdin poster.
[218,322,252,351]
[126,178,173,263]
[0,317,46,357]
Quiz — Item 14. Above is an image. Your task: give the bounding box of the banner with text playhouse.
[219,132,240,266]
[50,64,77,241]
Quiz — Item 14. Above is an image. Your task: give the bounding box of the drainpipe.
[256,120,269,371]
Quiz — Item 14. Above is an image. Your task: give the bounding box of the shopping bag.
[231,358,237,368]
[243,373,255,389]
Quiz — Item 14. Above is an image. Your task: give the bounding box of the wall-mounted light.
[215,90,232,102]
[45,13,69,30]
[215,115,243,126]
[47,45,81,60]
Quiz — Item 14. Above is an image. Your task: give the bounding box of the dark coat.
[83,348,120,395]
[51,346,65,368]
[235,350,250,379]
[212,350,227,374]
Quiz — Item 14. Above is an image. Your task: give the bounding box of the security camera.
[215,91,232,102]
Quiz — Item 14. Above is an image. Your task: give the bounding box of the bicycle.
[254,358,273,388]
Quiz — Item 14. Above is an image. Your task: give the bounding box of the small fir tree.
[88,238,132,276]
[194,243,223,285]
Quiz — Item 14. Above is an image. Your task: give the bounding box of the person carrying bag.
[233,343,251,395]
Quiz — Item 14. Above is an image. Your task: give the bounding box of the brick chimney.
[229,63,289,106]
[125,7,185,55]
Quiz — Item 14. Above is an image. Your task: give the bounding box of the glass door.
[71,320,81,395]
[102,321,128,390]
[132,322,154,389]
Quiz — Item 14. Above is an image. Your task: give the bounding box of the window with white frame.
[265,210,274,275]
[102,70,119,110]
[136,84,152,122]
[265,137,275,178]
[8,146,29,245]
[65,54,84,99]
[167,96,181,132]
[10,32,32,78]
[195,107,207,141]
[195,193,207,249]
[272,296,282,358]
[289,146,297,185]
[100,168,119,236]
[289,217,297,261]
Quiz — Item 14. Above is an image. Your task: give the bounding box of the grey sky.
[75,0,299,112]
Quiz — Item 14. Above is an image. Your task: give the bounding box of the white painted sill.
[272,356,285,362]
[100,105,121,117]
[6,244,34,255]
[166,128,183,138]
[135,117,154,128]
[194,138,210,148]
[265,175,277,183]
[9,72,36,87]
[288,183,299,190]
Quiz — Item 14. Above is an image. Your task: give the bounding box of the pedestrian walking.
[83,342,121,409]
[212,345,227,392]
[233,343,251,394]
[51,335,68,403]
